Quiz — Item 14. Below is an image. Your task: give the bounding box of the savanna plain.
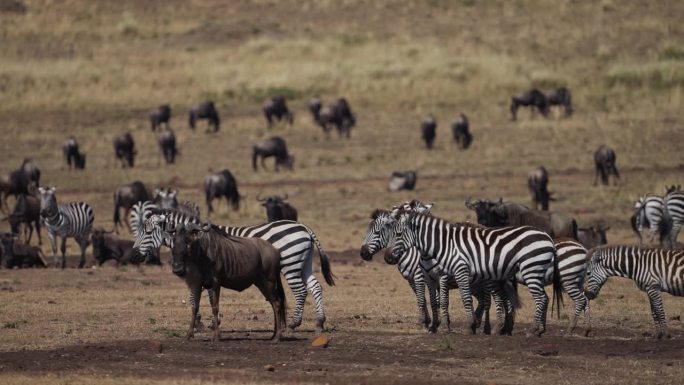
[1,0,684,384]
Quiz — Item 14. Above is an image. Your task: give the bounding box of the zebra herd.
[632,186,684,250]
[361,200,684,338]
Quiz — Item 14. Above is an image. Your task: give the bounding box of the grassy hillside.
[1,0,684,250]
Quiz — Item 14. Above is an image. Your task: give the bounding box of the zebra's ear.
[38,187,46,194]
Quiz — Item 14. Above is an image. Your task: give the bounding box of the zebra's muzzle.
[360,244,374,261]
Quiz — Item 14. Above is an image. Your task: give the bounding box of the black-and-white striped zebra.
[551,239,590,334]
[38,186,94,269]
[130,206,334,331]
[632,194,667,245]
[585,245,684,338]
[663,189,684,249]
[389,210,562,336]
[360,205,503,333]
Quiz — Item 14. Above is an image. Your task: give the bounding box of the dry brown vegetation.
[1,0,684,384]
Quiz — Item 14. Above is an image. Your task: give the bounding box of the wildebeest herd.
[1,88,682,344]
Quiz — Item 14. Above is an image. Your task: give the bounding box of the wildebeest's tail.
[251,147,258,171]
[570,219,579,241]
[307,227,335,286]
[551,248,564,319]
[36,247,48,267]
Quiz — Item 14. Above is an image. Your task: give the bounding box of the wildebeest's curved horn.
[464,196,475,209]
[281,193,288,201]
[256,193,266,202]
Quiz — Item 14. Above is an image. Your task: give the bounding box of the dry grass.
[1,0,684,383]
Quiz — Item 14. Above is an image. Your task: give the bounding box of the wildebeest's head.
[464,197,504,226]
[170,222,210,276]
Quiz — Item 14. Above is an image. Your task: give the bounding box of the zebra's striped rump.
[585,245,684,338]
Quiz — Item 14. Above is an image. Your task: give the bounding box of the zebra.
[38,186,94,269]
[663,189,684,249]
[130,206,335,332]
[360,202,515,334]
[550,239,590,334]
[632,194,668,246]
[388,209,562,337]
[584,245,684,339]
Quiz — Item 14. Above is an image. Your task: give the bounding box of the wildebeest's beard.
[171,232,190,276]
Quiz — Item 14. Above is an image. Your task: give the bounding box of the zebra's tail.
[307,228,335,286]
[113,192,121,230]
[503,279,522,310]
[276,274,287,327]
[659,204,673,245]
[551,249,564,319]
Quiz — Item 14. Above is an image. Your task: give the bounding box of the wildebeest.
[0,233,47,268]
[90,227,135,266]
[420,115,437,149]
[21,158,40,189]
[593,145,619,186]
[263,96,294,128]
[451,113,473,150]
[510,89,549,121]
[257,194,298,222]
[4,194,41,245]
[62,137,86,170]
[0,159,41,211]
[203,169,241,217]
[170,223,287,342]
[315,98,356,138]
[113,132,136,168]
[388,171,417,192]
[153,187,201,218]
[150,104,171,132]
[113,181,150,233]
[577,222,609,249]
[188,101,220,132]
[308,96,322,124]
[158,129,178,165]
[527,166,551,211]
[465,198,578,240]
[252,136,294,172]
[544,87,573,118]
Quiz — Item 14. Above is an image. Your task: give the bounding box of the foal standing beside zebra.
[38,187,94,268]
[129,204,335,332]
[585,245,684,338]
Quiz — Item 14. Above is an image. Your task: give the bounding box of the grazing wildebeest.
[577,222,609,249]
[451,113,473,149]
[0,233,47,268]
[252,136,294,172]
[203,169,241,217]
[169,222,287,342]
[544,87,573,118]
[4,194,41,245]
[150,104,171,132]
[593,145,619,186]
[62,137,86,170]
[388,171,417,192]
[113,132,136,168]
[510,89,549,121]
[188,101,220,132]
[465,198,578,240]
[527,166,551,211]
[90,227,136,266]
[153,187,201,218]
[316,98,356,138]
[113,181,150,233]
[257,194,298,222]
[420,115,437,149]
[158,129,178,165]
[263,96,294,128]
[308,96,322,124]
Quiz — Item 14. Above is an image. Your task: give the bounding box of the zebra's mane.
[371,209,391,220]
